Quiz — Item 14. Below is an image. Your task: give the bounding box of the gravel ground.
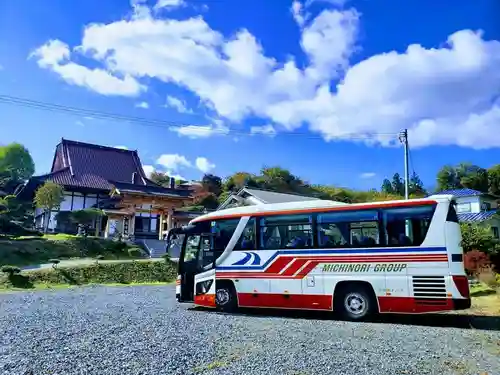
[0,286,499,375]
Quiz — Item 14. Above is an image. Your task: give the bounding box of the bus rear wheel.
[215,282,237,312]
[335,284,375,321]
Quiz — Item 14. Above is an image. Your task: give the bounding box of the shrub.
[161,253,171,262]
[460,223,499,254]
[464,250,491,275]
[1,265,21,275]
[0,261,177,287]
[0,235,142,267]
[0,217,42,237]
[127,247,143,258]
[476,265,500,291]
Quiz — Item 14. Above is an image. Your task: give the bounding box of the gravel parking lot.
[1,285,499,375]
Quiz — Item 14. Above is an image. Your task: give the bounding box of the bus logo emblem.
[232,252,261,266]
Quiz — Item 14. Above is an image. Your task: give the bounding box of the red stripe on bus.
[264,256,295,274]
[281,258,309,276]
[236,293,455,313]
[237,293,333,310]
[377,296,454,313]
[192,200,437,223]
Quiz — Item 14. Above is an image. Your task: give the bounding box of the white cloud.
[195,157,215,173]
[165,171,187,181]
[250,124,277,137]
[31,3,500,149]
[76,120,85,127]
[154,0,186,11]
[142,164,155,176]
[114,145,129,150]
[156,153,192,170]
[360,172,376,179]
[30,40,145,96]
[291,1,305,27]
[165,95,193,114]
[135,101,149,109]
[170,123,229,139]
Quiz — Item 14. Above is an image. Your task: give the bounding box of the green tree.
[488,164,500,196]
[0,143,35,193]
[34,181,64,232]
[224,172,260,192]
[259,166,305,193]
[194,193,219,210]
[391,173,405,196]
[436,163,489,193]
[149,171,172,187]
[459,164,489,192]
[201,174,223,196]
[0,194,33,225]
[460,223,499,254]
[436,165,460,191]
[409,172,427,197]
[381,178,394,194]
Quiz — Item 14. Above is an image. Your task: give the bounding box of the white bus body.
[172,195,470,320]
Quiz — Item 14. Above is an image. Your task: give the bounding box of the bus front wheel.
[215,282,238,312]
[335,284,375,321]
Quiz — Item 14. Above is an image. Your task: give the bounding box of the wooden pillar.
[129,214,136,239]
[167,210,173,232]
[158,212,164,240]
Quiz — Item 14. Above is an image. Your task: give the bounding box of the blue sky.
[1,0,499,192]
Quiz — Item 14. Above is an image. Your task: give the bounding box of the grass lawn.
[469,284,500,316]
[0,281,175,293]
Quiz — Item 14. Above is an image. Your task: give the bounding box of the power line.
[0,94,399,140]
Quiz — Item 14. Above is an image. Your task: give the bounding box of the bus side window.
[259,215,313,250]
[233,218,256,250]
[317,210,379,248]
[211,219,240,253]
[382,204,436,246]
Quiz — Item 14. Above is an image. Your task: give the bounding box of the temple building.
[17,139,200,240]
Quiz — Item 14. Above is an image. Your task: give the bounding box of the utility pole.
[398,129,409,200]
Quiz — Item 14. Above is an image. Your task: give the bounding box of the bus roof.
[190,194,454,224]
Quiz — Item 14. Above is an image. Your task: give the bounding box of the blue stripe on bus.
[216,246,447,271]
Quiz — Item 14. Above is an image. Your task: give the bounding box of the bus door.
[193,234,217,308]
[177,231,214,303]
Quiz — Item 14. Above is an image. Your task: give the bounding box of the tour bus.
[167,194,471,320]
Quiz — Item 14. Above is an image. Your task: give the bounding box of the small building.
[218,187,333,210]
[17,139,198,240]
[433,188,500,238]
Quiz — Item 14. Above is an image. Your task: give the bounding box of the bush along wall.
[0,260,177,288]
[0,236,145,267]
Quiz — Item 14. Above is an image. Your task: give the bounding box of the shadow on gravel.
[189,307,500,331]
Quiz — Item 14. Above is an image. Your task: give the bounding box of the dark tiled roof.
[48,139,151,189]
[458,210,498,223]
[112,182,192,198]
[40,167,113,190]
[433,188,484,197]
[17,139,190,199]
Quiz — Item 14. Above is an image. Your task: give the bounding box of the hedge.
[0,260,177,288]
[0,235,145,266]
